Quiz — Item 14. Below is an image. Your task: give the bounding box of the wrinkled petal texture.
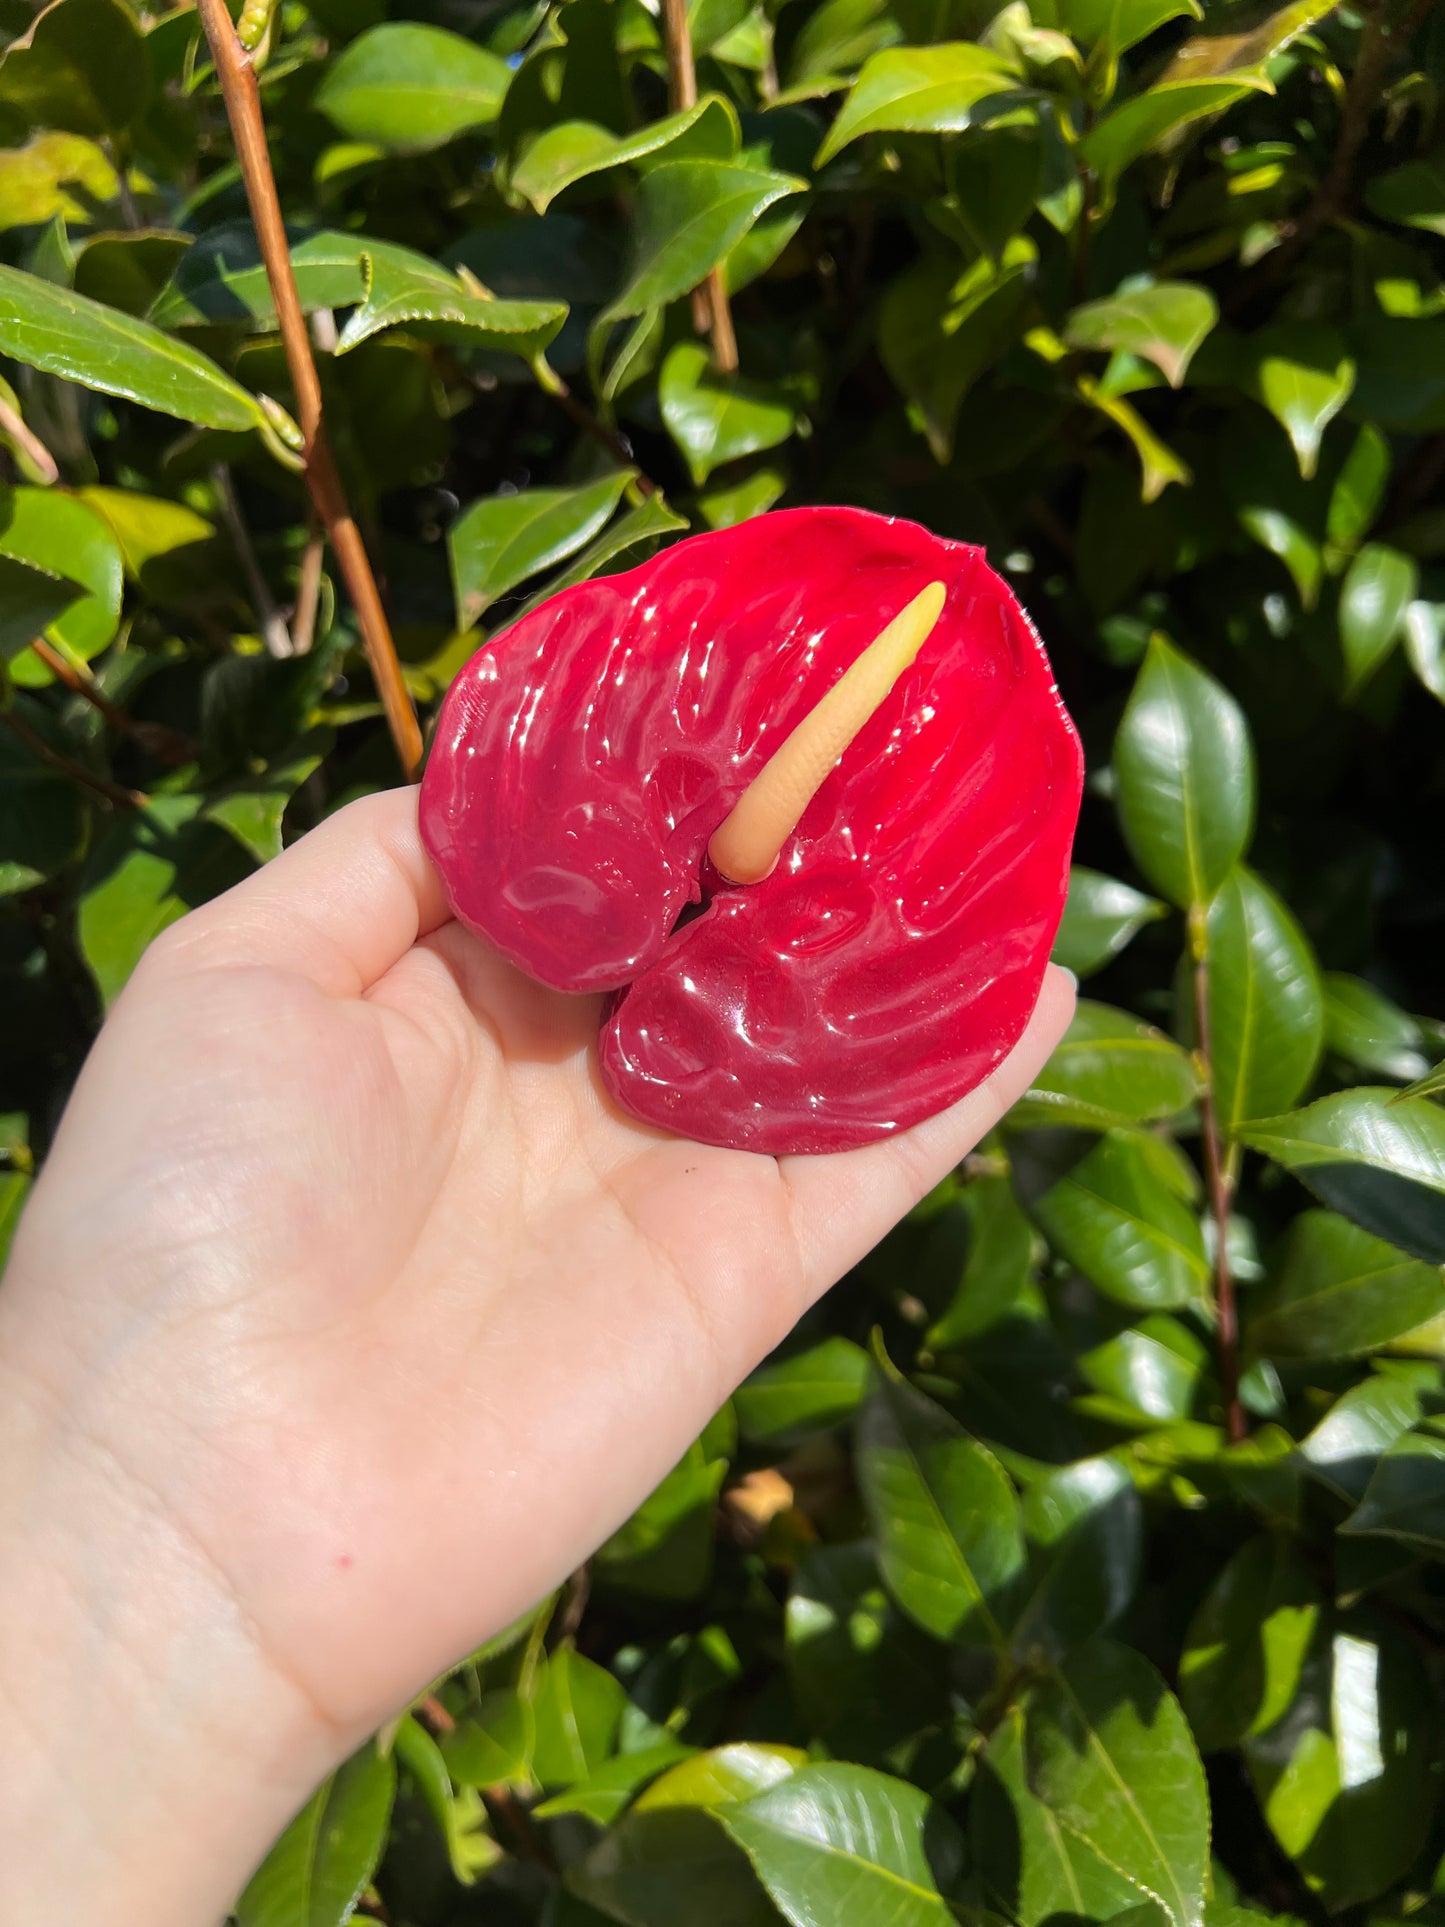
[421,507,1082,1153]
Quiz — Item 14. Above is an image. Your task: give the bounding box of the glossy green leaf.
[0,487,123,685]
[1032,1130,1208,1310]
[516,493,688,613]
[659,341,796,486]
[975,1704,1145,1926]
[1325,424,1390,554]
[151,227,451,332]
[816,44,1023,165]
[1179,1536,1320,1752]
[1058,0,1199,55]
[1324,974,1429,1082]
[449,471,635,626]
[1365,152,1445,238]
[926,1172,1037,1347]
[722,1762,963,1927]
[512,97,739,213]
[1246,1620,1437,1909]
[235,1743,395,1927]
[1404,599,1445,706]
[696,464,788,529]
[1013,1455,1142,1656]
[1241,324,1355,480]
[1052,866,1167,978]
[531,1647,628,1789]
[0,0,150,138]
[1238,1089,1445,1264]
[605,160,805,319]
[0,550,82,660]
[1338,543,1416,695]
[1015,1000,1199,1132]
[1114,635,1255,910]
[1078,1314,1208,1424]
[942,122,1043,262]
[1025,1641,1209,1927]
[735,1335,869,1441]
[203,740,328,866]
[1250,1210,1445,1360]
[1201,866,1323,1132]
[315,24,512,153]
[1065,283,1217,388]
[393,1716,502,1886]
[639,1743,803,1811]
[0,265,270,433]
[1076,378,1192,503]
[0,130,116,233]
[536,1740,696,1825]
[335,251,566,360]
[569,1804,776,1927]
[1083,79,1271,185]
[1344,1428,1445,1552]
[1300,1370,1442,1505]
[439,1687,535,1788]
[855,1337,1024,1644]
[596,1438,726,1599]
[785,0,903,92]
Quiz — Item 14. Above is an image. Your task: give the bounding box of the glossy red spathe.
[420,506,1083,1153]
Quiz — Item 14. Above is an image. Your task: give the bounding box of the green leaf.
[659,341,796,485]
[1031,1130,1208,1310]
[1114,635,1255,911]
[0,1169,30,1268]
[1246,1620,1437,1909]
[1300,1371,1442,1505]
[722,1762,963,1927]
[531,1647,628,1789]
[77,797,254,1007]
[605,159,805,319]
[203,739,329,866]
[1158,0,1338,78]
[0,131,116,234]
[975,1705,1146,1927]
[1240,324,1355,480]
[1325,424,1390,555]
[1325,974,1430,1082]
[1201,866,1323,1132]
[315,23,512,154]
[878,237,1035,463]
[392,1716,502,1887]
[942,122,1043,263]
[1076,377,1192,503]
[1343,1428,1445,1552]
[449,471,635,627]
[0,550,82,660]
[439,1687,535,1788]
[535,1739,697,1825]
[335,250,566,360]
[1404,599,1445,706]
[151,227,454,333]
[0,0,150,138]
[235,1743,395,1927]
[639,1743,804,1811]
[735,1335,869,1441]
[1338,542,1416,695]
[1078,1314,1208,1424]
[786,1543,940,1756]
[596,1439,726,1599]
[1249,1210,1445,1360]
[816,43,1024,165]
[569,1804,776,1927]
[1065,283,1217,388]
[1052,866,1167,978]
[0,486,123,686]
[855,1336,1024,1645]
[926,1172,1037,1348]
[696,464,787,529]
[515,493,688,613]
[1013,1455,1142,1656]
[1082,79,1271,186]
[1365,151,1445,239]
[1179,1537,1320,1752]
[785,0,903,93]
[0,265,271,434]
[0,699,88,894]
[1238,1089,1445,1264]
[1014,1000,1199,1132]
[1025,1641,1209,1927]
[1058,0,1200,55]
[511,97,739,213]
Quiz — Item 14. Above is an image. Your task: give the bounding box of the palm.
[8,790,1070,1744]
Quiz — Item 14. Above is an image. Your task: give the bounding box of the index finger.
[155,788,451,996]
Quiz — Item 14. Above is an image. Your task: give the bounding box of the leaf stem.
[1191,927,1247,1446]
[0,708,147,812]
[195,0,425,781]
[290,516,325,655]
[0,395,59,484]
[659,0,739,373]
[530,359,658,495]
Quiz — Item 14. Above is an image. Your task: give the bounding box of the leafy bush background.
[3,0,1445,1919]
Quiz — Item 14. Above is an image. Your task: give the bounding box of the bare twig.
[30,638,194,765]
[196,0,425,780]
[1192,923,1247,1446]
[1,708,147,811]
[530,362,657,495]
[290,517,325,655]
[0,395,58,484]
[554,1564,591,1644]
[482,1785,556,1871]
[212,462,294,658]
[659,0,739,373]
[415,1692,456,1733]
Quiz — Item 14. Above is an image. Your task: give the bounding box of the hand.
[0,786,1073,1926]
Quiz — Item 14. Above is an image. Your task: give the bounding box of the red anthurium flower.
[421,506,1082,1154]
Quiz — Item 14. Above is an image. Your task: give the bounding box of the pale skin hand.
[0,787,1074,1927]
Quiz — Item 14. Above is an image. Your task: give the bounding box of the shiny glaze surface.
[420,507,1083,1153]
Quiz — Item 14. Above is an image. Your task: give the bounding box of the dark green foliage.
[2,0,1445,1920]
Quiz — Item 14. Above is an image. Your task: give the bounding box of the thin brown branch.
[290,518,325,655]
[0,395,58,484]
[540,369,657,495]
[415,1691,456,1733]
[482,1785,556,1872]
[30,638,194,766]
[1192,927,1247,1446]
[195,0,425,781]
[1,709,147,812]
[659,0,739,373]
[212,462,293,659]
[554,1563,591,1644]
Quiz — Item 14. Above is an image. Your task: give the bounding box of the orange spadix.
[707,580,948,885]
